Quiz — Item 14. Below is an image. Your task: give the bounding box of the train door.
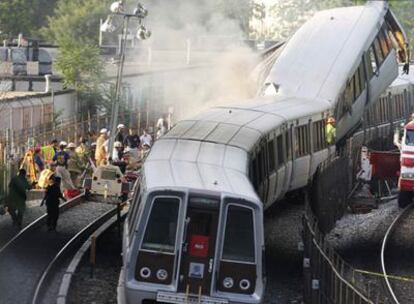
[178,196,219,296]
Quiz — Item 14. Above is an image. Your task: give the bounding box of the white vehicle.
[83,164,129,201]
[119,2,410,304]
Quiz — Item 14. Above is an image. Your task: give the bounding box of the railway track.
[381,203,414,304]
[0,193,119,304]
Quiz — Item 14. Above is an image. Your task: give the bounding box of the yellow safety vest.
[42,145,55,163]
[326,124,336,145]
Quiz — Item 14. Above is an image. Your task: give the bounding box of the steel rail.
[31,205,120,304]
[0,192,84,254]
[57,208,128,304]
[380,202,414,304]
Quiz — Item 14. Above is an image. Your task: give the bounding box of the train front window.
[405,130,414,146]
[222,205,255,263]
[142,197,180,253]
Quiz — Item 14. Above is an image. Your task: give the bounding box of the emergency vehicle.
[83,164,129,202]
[395,121,414,207]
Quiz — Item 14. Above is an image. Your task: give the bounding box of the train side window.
[129,193,143,239]
[267,140,276,173]
[313,120,326,152]
[369,46,378,75]
[359,62,366,93]
[295,125,309,158]
[222,205,255,263]
[382,23,392,50]
[142,197,180,253]
[378,27,390,57]
[344,79,354,109]
[285,130,292,161]
[365,51,374,79]
[354,72,361,102]
[373,37,384,66]
[276,134,284,167]
[252,157,259,189]
[258,149,266,182]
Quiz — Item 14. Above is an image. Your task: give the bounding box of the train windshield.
[222,205,255,263]
[142,197,180,253]
[405,130,414,146]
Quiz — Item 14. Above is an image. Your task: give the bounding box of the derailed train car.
[118,2,409,303]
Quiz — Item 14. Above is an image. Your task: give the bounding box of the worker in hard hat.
[95,128,108,166]
[53,141,75,192]
[67,142,84,187]
[115,124,126,143]
[326,117,336,145]
[112,141,126,173]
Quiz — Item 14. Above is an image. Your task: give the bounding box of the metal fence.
[0,109,166,161]
[304,155,393,304]
[303,198,395,303]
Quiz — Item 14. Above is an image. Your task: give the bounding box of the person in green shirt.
[326,117,336,145]
[7,169,31,228]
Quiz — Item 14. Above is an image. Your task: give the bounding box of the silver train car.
[118,2,409,303]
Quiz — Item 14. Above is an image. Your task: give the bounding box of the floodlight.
[136,25,151,40]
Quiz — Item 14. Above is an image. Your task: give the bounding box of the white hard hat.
[59,141,67,147]
[100,128,108,134]
[114,141,123,148]
[68,142,76,148]
[117,124,125,129]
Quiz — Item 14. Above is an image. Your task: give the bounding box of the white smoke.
[127,0,259,121]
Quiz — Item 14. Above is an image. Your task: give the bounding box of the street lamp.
[101,1,151,161]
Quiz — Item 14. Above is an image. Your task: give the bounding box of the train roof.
[142,138,260,203]
[165,96,329,151]
[263,1,388,103]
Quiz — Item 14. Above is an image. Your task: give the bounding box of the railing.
[0,109,165,162]
[304,156,392,304]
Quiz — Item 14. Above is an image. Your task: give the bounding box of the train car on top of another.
[118,2,409,304]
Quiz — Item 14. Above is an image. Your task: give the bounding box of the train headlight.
[140,267,151,279]
[223,277,234,289]
[156,269,168,281]
[239,279,251,291]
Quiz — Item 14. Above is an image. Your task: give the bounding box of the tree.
[0,0,58,38]
[42,0,112,116]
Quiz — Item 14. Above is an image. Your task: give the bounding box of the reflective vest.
[326,124,336,145]
[42,145,55,163]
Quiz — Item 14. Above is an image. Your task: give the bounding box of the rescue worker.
[7,169,31,228]
[53,141,75,192]
[156,115,168,139]
[75,137,89,165]
[326,117,336,145]
[112,141,126,173]
[115,124,126,143]
[42,139,58,165]
[34,146,44,175]
[124,128,140,160]
[95,128,108,166]
[41,175,66,231]
[67,142,84,187]
[140,129,153,148]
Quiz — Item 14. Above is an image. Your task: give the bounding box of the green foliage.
[0,0,57,38]
[55,40,104,92]
[41,0,110,45]
[42,0,112,115]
